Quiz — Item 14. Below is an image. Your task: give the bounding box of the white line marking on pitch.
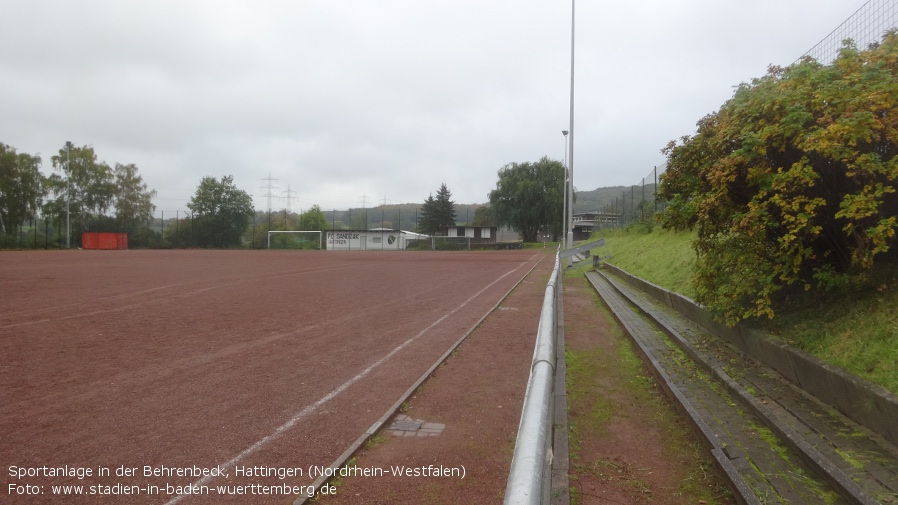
[164,259,531,505]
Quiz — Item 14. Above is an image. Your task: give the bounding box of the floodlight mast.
[566,0,576,266]
[66,143,71,249]
[562,130,569,251]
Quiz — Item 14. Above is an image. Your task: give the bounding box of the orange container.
[82,232,128,250]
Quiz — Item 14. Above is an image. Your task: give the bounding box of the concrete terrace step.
[587,270,898,505]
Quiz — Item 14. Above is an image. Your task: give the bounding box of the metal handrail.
[503,253,561,504]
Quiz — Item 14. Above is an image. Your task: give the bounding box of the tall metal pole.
[66,144,71,249]
[566,0,576,265]
[562,130,569,247]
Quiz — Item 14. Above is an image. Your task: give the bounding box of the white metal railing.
[504,253,561,504]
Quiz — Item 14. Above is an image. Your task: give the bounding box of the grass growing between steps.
[564,274,733,505]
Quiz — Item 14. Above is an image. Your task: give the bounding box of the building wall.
[326,231,405,251]
[573,226,593,241]
[444,226,498,242]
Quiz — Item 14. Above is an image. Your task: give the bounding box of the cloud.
[0,0,866,212]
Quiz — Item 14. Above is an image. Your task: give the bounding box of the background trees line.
[393,168,568,244]
[0,141,157,248]
[0,142,347,249]
[1,139,568,249]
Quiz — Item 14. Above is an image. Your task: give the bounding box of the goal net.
[267,231,323,250]
[407,236,471,251]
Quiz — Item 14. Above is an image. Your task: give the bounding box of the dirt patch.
[563,271,735,505]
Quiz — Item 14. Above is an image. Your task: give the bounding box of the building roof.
[328,229,430,239]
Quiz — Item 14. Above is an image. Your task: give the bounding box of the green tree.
[471,205,497,227]
[488,156,565,242]
[418,194,437,234]
[417,183,456,235]
[658,31,898,325]
[186,175,254,248]
[0,143,43,239]
[299,204,330,232]
[48,142,115,241]
[113,163,156,238]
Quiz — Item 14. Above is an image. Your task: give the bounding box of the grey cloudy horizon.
[1,0,864,214]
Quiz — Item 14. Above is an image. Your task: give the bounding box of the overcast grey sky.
[0,0,866,213]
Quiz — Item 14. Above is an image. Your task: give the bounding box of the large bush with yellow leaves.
[658,31,898,325]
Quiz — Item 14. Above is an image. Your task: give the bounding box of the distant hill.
[574,184,658,215]
[326,202,486,231]
[221,185,660,233]
[332,186,660,229]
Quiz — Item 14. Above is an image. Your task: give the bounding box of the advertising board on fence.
[82,232,128,250]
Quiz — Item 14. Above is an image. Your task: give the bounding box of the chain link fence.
[593,163,667,230]
[799,0,898,64]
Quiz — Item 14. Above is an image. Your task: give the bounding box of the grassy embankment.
[590,227,898,395]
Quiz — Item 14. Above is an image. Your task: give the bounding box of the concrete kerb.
[780,345,898,446]
[293,256,546,505]
[601,262,898,448]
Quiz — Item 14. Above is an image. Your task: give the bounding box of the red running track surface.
[1,249,544,504]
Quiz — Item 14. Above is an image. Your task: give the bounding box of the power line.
[260,172,279,214]
[282,185,297,213]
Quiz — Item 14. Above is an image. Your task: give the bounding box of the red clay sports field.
[1,249,547,504]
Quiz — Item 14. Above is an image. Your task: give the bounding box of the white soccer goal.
[428,236,472,250]
[267,230,323,250]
